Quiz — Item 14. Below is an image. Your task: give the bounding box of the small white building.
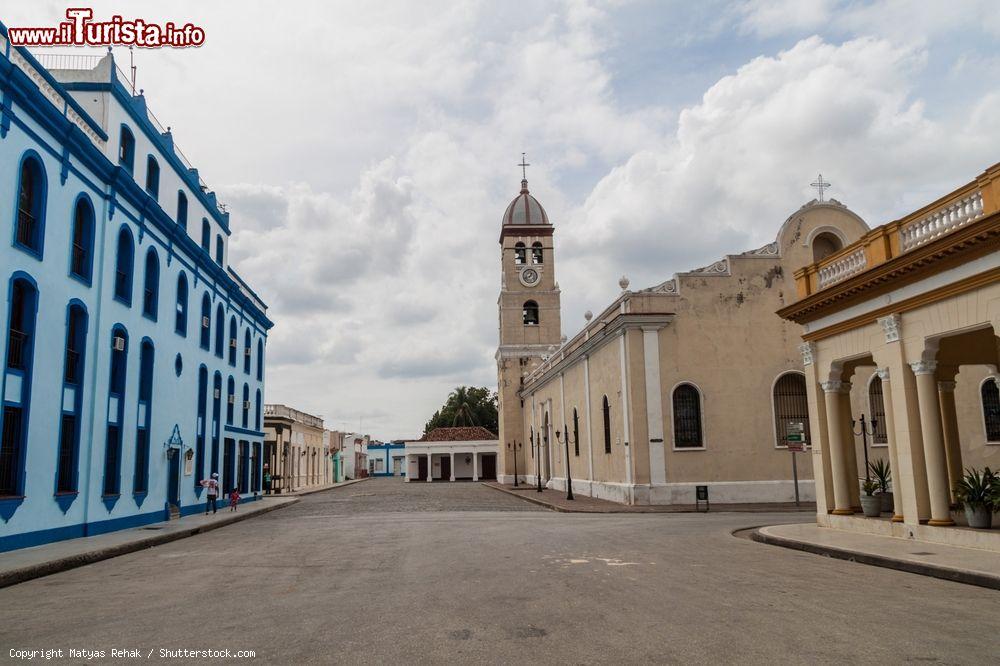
[405,427,499,482]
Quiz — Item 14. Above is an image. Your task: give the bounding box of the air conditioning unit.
[112,336,126,351]
[214,388,221,399]
[228,395,235,404]
[202,316,210,328]
[245,347,252,356]
[229,338,237,348]
[243,400,251,410]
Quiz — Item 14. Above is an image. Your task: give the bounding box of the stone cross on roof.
[518,153,530,180]
[811,174,831,201]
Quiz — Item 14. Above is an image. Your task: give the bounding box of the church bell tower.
[496,160,561,483]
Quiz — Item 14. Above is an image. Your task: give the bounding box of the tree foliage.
[423,386,498,436]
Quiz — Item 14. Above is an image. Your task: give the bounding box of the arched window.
[531,241,543,264]
[773,372,810,447]
[982,378,1000,443]
[868,374,888,444]
[572,408,580,457]
[133,339,154,494]
[175,273,188,336]
[214,304,225,358]
[242,384,250,428]
[201,219,211,253]
[523,300,539,326]
[145,155,160,199]
[195,366,208,490]
[215,235,224,265]
[226,376,235,425]
[243,330,252,374]
[114,227,134,305]
[255,389,262,431]
[602,396,611,453]
[69,196,95,282]
[14,153,47,256]
[672,384,703,448]
[177,191,188,230]
[200,293,211,350]
[514,242,526,265]
[256,339,264,382]
[57,303,88,494]
[811,232,843,262]
[2,277,39,497]
[104,326,129,496]
[118,125,135,173]
[228,317,238,366]
[142,249,159,320]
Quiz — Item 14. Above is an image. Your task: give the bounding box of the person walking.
[229,486,241,512]
[201,472,220,514]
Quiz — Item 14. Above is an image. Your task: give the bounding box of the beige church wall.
[954,365,1000,470]
[775,203,870,282]
[625,328,652,486]
[555,361,592,486]
[583,339,629,490]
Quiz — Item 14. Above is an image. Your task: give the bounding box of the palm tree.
[449,387,478,427]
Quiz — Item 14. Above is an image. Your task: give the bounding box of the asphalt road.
[1,478,998,665]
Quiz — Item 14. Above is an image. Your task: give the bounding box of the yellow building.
[496,174,870,504]
[263,404,327,493]
[779,162,1000,550]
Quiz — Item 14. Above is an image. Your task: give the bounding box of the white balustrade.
[817,247,867,289]
[899,191,983,252]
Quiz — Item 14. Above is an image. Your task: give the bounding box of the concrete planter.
[878,492,893,513]
[964,505,993,529]
[860,494,882,517]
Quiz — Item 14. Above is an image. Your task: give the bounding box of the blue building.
[0,32,273,552]
[366,441,406,477]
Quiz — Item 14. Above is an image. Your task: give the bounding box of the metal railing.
[64,349,81,384]
[33,53,103,70]
[70,243,88,277]
[15,209,36,248]
[115,270,130,300]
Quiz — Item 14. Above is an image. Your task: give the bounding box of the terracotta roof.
[422,426,498,442]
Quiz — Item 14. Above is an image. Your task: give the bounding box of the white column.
[449,451,456,481]
[937,380,963,499]
[559,373,570,491]
[583,354,595,489]
[911,361,954,526]
[531,395,538,485]
[876,369,904,521]
[642,327,666,486]
[426,452,433,482]
[822,380,854,515]
[618,330,634,503]
[473,451,479,481]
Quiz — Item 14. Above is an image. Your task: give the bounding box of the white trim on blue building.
[0,28,273,552]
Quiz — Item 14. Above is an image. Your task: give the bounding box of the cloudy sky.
[9,1,1000,439]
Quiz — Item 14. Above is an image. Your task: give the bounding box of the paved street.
[2,478,999,664]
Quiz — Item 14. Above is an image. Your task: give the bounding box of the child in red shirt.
[229,487,240,511]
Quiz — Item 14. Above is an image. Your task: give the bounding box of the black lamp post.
[852,413,877,482]
[508,440,522,488]
[556,425,574,500]
[535,433,543,493]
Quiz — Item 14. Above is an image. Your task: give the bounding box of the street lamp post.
[535,433,543,493]
[556,425,574,501]
[852,413,877,482]
[508,440,521,488]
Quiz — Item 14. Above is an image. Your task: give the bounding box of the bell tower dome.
[496,163,561,484]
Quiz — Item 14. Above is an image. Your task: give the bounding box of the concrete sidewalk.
[485,481,815,513]
[752,523,1000,590]
[0,496,298,589]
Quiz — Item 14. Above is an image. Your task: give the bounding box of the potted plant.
[868,459,892,513]
[953,467,998,529]
[859,478,882,517]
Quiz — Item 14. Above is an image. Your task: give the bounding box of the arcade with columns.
[781,161,1000,549]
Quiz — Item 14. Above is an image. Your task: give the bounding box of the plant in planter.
[868,459,892,513]
[953,467,998,529]
[859,478,882,517]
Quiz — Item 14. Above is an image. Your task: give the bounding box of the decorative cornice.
[820,380,843,393]
[741,241,780,257]
[878,314,901,343]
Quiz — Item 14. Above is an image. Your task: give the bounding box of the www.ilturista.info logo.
[8,8,205,48]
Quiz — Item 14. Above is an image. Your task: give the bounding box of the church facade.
[496,174,870,505]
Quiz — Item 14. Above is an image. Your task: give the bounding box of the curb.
[271,476,371,498]
[749,527,1000,591]
[485,483,816,514]
[0,497,300,589]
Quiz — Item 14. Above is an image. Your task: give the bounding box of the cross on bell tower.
[518,153,530,180]
[811,174,831,202]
